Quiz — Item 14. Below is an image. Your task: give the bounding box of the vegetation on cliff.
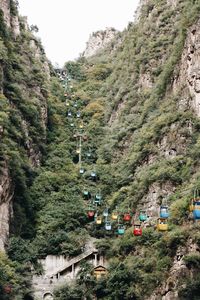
[1,0,200,299]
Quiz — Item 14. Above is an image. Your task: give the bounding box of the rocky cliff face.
[148,237,200,300]
[0,165,14,250]
[0,0,50,250]
[173,18,200,117]
[0,0,20,37]
[0,0,11,27]
[83,27,119,58]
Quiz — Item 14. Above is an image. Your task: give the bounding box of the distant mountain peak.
[82,27,119,58]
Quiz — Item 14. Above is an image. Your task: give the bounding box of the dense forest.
[1,0,200,299]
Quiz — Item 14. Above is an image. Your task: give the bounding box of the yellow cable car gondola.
[79,122,84,129]
[96,216,102,225]
[189,189,200,212]
[157,218,168,231]
[111,211,118,220]
[189,198,194,212]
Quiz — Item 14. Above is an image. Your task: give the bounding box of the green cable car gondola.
[117,224,125,235]
[139,210,147,222]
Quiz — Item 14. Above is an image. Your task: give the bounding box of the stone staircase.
[32,241,100,299]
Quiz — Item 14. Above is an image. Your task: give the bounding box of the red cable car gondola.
[3,284,12,294]
[123,213,131,222]
[133,224,142,236]
[88,210,95,218]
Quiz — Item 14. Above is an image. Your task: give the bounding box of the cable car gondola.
[103,208,109,217]
[94,192,102,205]
[160,205,169,218]
[79,168,85,174]
[87,205,96,219]
[83,190,91,200]
[123,212,131,222]
[139,210,148,222]
[86,151,92,158]
[111,211,118,220]
[77,111,81,118]
[117,224,125,235]
[157,218,168,231]
[96,216,102,225]
[133,224,142,236]
[105,221,112,231]
[189,198,195,212]
[90,171,98,181]
[193,201,200,220]
[67,111,72,117]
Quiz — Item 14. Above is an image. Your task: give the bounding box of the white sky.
[18,0,140,67]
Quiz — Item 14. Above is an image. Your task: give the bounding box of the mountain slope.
[1,0,200,299]
[51,0,200,299]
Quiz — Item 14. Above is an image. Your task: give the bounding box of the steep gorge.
[1,0,200,300]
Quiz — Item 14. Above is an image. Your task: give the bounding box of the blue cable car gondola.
[160,205,169,218]
[193,201,200,220]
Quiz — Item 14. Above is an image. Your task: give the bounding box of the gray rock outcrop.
[83,27,118,58]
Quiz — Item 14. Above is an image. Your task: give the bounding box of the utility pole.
[79,135,82,168]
